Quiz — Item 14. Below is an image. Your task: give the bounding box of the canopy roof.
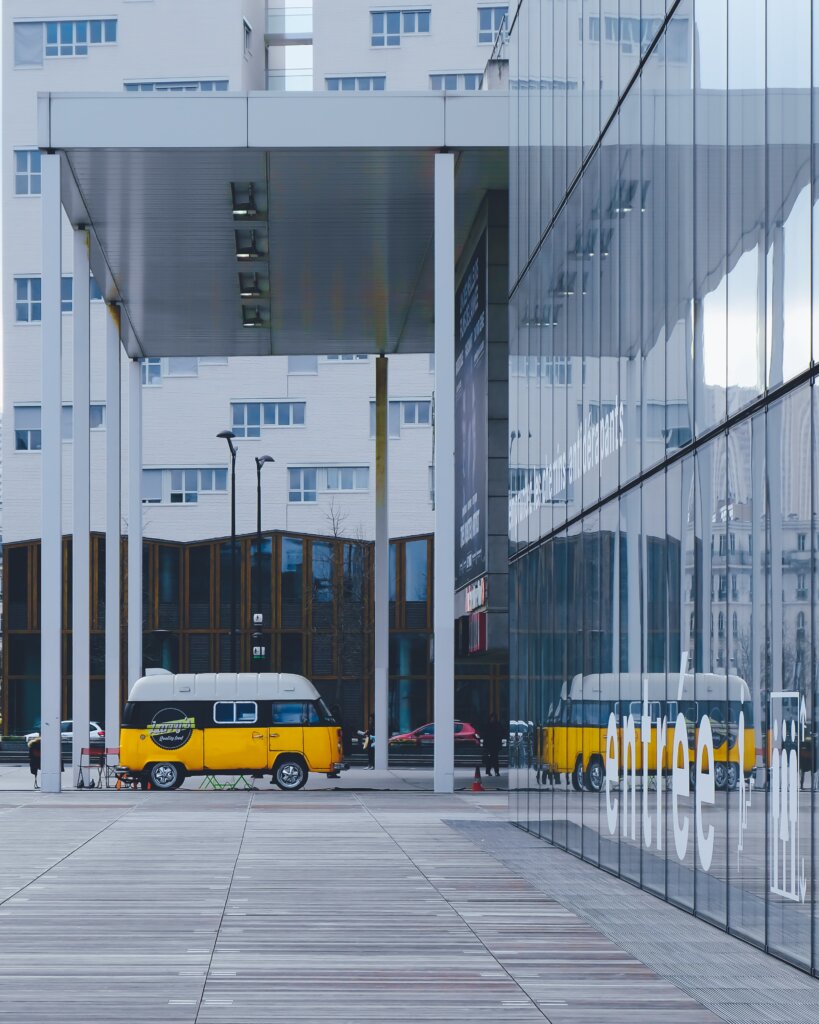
[39,91,508,358]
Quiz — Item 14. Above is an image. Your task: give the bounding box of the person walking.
[483,712,502,777]
[358,713,376,770]
[28,736,41,789]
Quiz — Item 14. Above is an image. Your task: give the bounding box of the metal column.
[71,228,91,786]
[374,354,389,770]
[433,152,455,794]
[127,359,143,687]
[40,153,63,793]
[105,305,122,744]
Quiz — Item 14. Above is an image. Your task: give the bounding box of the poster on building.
[455,229,488,592]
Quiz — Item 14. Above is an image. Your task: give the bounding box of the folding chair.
[79,747,104,789]
[103,748,121,788]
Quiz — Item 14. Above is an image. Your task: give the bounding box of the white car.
[24,720,105,744]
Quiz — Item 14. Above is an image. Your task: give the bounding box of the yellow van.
[118,670,346,790]
[545,672,754,792]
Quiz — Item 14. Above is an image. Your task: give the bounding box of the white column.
[105,306,122,746]
[71,228,91,786]
[433,152,455,794]
[374,354,389,770]
[40,153,63,793]
[127,359,143,686]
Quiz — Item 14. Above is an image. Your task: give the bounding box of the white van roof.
[567,672,751,704]
[127,671,321,702]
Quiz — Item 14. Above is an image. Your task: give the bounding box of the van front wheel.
[149,762,184,790]
[274,757,307,791]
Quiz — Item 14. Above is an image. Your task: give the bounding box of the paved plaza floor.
[0,764,817,1023]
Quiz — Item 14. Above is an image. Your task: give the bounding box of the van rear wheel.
[274,757,307,791]
[571,759,584,791]
[149,762,184,790]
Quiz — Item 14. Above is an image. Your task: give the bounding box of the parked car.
[389,721,481,746]
[24,720,105,744]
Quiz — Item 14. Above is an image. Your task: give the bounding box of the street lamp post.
[254,456,275,638]
[217,430,238,670]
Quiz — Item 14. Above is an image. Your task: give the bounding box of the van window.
[306,704,321,725]
[213,701,257,724]
[272,701,306,725]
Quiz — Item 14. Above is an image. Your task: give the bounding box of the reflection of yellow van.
[545,672,754,793]
[118,670,346,790]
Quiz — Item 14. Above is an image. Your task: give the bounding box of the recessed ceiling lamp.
[232,182,258,218]
[243,305,266,328]
[239,273,262,298]
[237,230,262,261]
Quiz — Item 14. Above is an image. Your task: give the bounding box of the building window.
[14,403,104,448]
[14,406,41,451]
[430,72,483,91]
[798,532,807,551]
[325,467,369,492]
[323,354,369,361]
[369,399,430,435]
[288,466,369,501]
[166,357,199,377]
[326,76,386,91]
[14,149,41,195]
[142,468,227,504]
[243,18,252,55]
[61,276,73,314]
[141,358,162,386]
[288,355,318,374]
[797,573,808,599]
[797,611,806,640]
[732,612,738,638]
[289,467,318,503]
[231,401,306,438]
[371,9,430,47]
[15,277,41,323]
[25,18,118,60]
[90,276,104,301]
[478,6,508,44]
[429,465,435,505]
[402,400,431,426]
[61,403,106,440]
[124,79,229,93]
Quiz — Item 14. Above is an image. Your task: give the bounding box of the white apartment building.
[5,0,507,547]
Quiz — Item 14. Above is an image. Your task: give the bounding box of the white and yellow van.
[118,670,346,790]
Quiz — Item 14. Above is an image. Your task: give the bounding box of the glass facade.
[4,532,506,756]
[509,0,819,971]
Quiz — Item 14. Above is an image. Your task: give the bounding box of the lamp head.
[217,429,237,457]
[255,455,275,469]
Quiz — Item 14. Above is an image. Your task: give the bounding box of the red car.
[389,721,482,746]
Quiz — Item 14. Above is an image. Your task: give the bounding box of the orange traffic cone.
[471,766,485,792]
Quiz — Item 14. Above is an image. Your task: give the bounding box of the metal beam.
[71,228,91,786]
[40,153,63,793]
[127,359,143,688]
[374,354,389,770]
[433,152,455,794]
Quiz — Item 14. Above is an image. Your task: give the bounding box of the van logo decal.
[148,707,194,750]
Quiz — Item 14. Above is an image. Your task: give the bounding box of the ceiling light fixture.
[239,273,262,298]
[237,230,262,261]
[243,306,265,328]
[233,182,258,218]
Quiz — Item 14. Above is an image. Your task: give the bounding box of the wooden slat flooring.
[0,788,720,1023]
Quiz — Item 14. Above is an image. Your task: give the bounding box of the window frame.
[14,276,42,324]
[14,148,41,196]
[477,5,508,45]
[371,8,430,47]
[213,700,258,725]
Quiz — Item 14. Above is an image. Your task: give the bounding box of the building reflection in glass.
[508,0,819,972]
